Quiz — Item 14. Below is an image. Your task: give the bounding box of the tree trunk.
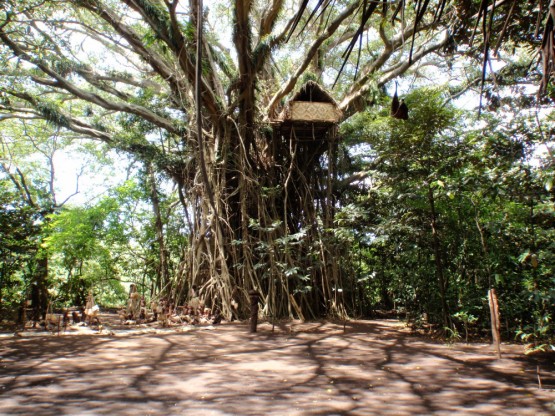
[427,184,450,328]
[472,200,492,287]
[31,255,48,323]
[148,163,169,296]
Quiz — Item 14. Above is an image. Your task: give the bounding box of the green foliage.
[453,310,479,342]
[0,180,42,312]
[41,175,184,308]
[339,85,555,346]
[444,326,462,344]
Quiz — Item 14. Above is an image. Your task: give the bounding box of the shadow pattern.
[0,320,554,415]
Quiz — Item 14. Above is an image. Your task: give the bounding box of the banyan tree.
[1,1,554,319]
[184,75,346,319]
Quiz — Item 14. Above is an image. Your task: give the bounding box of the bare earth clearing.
[0,316,554,415]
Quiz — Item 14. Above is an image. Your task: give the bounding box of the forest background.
[0,0,554,351]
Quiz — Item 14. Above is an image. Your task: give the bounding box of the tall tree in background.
[0,1,553,319]
[0,120,82,320]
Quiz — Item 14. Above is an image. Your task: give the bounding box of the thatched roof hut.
[277,81,342,124]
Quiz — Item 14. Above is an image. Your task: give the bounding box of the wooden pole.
[488,288,502,358]
[18,299,27,331]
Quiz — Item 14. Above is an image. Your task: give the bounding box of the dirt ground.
[0,316,554,416]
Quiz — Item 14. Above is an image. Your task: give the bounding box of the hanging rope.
[195,0,216,214]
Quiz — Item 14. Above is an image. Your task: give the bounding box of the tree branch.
[259,0,285,38]
[0,29,181,135]
[339,29,449,118]
[119,0,222,121]
[3,90,114,142]
[77,0,191,108]
[266,2,359,118]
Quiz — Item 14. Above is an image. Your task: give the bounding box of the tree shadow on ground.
[0,319,554,415]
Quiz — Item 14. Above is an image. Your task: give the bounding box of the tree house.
[267,81,342,233]
[270,81,342,171]
[273,80,342,141]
